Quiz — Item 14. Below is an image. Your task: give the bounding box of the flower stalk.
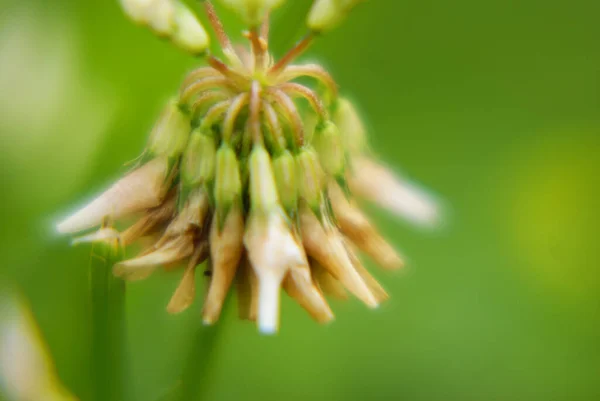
[86,225,127,401]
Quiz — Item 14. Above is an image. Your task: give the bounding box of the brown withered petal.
[203,203,244,325]
[299,204,380,308]
[311,259,348,300]
[156,189,209,248]
[57,157,172,234]
[113,234,194,281]
[283,264,334,324]
[121,190,177,246]
[236,255,259,321]
[329,184,404,270]
[349,157,439,227]
[167,264,197,314]
[344,241,389,304]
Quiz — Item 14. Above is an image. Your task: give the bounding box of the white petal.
[350,157,440,227]
[256,273,283,335]
[57,157,170,234]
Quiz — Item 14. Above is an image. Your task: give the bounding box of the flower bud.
[172,1,210,55]
[307,0,365,33]
[214,142,242,217]
[333,97,368,155]
[120,0,176,36]
[296,147,325,217]
[218,0,285,27]
[249,145,279,212]
[272,150,298,215]
[313,121,345,178]
[149,99,191,158]
[182,128,216,186]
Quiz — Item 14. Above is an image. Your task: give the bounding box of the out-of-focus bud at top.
[182,128,216,186]
[218,0,285,27]
[249,145,279,212]
[333,97,368,155]
[313,121,345,177]
[307,0,365,33]
[149,98,191,158]
[214,143,242,211]
[120,0,176,36]
[171,1,210,55]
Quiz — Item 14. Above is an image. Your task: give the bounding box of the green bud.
[296,147,325,215]
[273,150,298,214]
[249,145,279,212]
[149,99,191,158]
[182,128,216,186]
[120,0,176,36]
[218,0,285,27]
[307,0,364,32]
[313,121,345,177]
[214,143,242,214]
[333,98,368,155]
[172,1,210,55]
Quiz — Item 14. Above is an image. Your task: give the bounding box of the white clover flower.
[57,0,440,334]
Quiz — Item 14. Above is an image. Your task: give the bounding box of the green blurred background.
[1,0,599,400]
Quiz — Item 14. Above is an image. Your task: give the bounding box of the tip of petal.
[257,274,282,335]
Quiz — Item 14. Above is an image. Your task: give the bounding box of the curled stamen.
[190,91,232,121]
[276,64,338,99]
[222,92,250,142]
[266,88,305,146]
[207,55,248,85]
[262,100,287,151]
[269,34,314,75]
[249,81,263,144]
[180,67,220,93]
[180,76,231,105]
[199,99,233,130]
[278,82,328,121]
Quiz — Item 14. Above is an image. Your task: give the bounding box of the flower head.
[57,1,439,334]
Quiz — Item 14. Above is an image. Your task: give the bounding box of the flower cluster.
[58,0,438,333]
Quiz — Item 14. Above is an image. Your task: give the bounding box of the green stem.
[89,238,126,401]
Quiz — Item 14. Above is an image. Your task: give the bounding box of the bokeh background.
[1,0,599,400]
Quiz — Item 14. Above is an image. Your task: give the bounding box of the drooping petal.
[244,209,306,333]
[329,184,404,270]
[299,204,379,308]
[311,259,348,300]
[349,157,440,227]
[283,264,334,324]
[166,242,209,314]
[121,190,177,246]
[237,256,259,321]
[203,204,244,325]
[113,234,193,281]
[57,157,172,234]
